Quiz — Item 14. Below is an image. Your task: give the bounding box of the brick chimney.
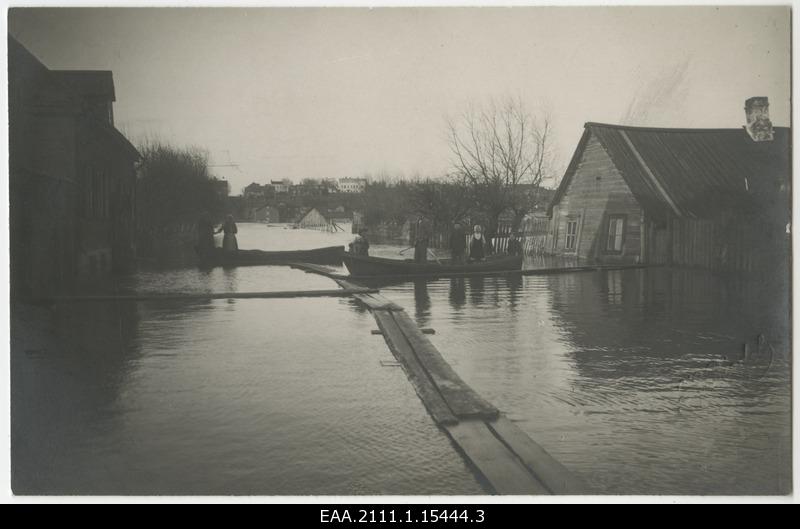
[744,96,774,142]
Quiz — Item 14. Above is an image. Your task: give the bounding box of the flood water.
[11,223,792,495]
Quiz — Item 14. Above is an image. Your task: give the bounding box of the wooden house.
[547,100,790,273]
[296,207,329,229]
[8,36,140,296]
[295,207,351,231]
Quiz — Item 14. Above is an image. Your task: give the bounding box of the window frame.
[565,219,578,251]
[604,214,627,254]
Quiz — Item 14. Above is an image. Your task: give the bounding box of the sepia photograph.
[3,4,794,501]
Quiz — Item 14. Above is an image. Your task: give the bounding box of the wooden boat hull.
[198,245,345,267]
[343,253,523,277]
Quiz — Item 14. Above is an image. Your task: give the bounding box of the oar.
[427,248,443,265]
[399,246,415,255]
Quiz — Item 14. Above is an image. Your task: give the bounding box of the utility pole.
[208,150,240,171]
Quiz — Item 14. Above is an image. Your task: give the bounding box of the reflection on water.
[381,267,791,495]
[449,278,466,311]
[11,224,792,495]
[11,224,484,495]
[413,280,431,324]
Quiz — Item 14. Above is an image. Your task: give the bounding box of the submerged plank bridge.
[293,263,593,495]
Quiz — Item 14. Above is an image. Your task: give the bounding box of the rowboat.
[197,245,345,267]
[342,253,523,278]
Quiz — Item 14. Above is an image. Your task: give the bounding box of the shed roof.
[550,122,791,219]
[81,118,140,161]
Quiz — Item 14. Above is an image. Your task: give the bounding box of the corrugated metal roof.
[550,122,791,219]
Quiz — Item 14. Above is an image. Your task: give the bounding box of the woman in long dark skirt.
[216,214,239,252]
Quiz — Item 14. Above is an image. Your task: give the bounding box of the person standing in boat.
[196,211,216,256]
[449,222,467,264]
[414,217,431,264]
[349,227,370,256]
[469,225,491,262]
[507,231,523,257]
[216,214,239,252]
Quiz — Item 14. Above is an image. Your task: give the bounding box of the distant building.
[338,177,367,194]
[243,182,266,198]
[289,183,327,197]
[8,36,140,296]
[243,182,275,203]
[270,179,292,194]
[296,207,351,230]
[296,207,328,229]
[321,178,339,193]
[212,179,230,199]
[326,205,352,225]
[250,204,280,223]
[547,98,789,272]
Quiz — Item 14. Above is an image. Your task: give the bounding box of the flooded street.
[383,271,791,494]
[11,224,791,495]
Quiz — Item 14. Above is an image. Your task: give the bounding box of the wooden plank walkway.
[291,260,655,283]
[487,417,593,495]
[289,262,347,279]
[329,276,591,495]
[373,311,458,426]
[335,279,405,310]
[446,420,549,494]
[391,311,498,420]
[40,287,377,303]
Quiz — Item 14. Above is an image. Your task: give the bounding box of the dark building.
[243,182,272,200]
[289,184,327,197]
[248,204,280,222]
[547,99,790,273]
[8,36,140,296]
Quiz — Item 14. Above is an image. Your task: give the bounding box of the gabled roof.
[8,35,78,109]
[51,70,116,101]
[8,35,48,79]
[296,207,320,222]
[9,36,138,160]
[550,122,791,219]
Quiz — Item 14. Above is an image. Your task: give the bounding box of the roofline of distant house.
[584,122,790,133]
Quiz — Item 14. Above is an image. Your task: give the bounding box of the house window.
[565,220,578,250]
[606,215,626,253]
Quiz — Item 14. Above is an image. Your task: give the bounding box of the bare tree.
[447,97,554,233]
[407,178,472,229]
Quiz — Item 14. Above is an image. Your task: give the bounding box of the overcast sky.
[8,6,791,194]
